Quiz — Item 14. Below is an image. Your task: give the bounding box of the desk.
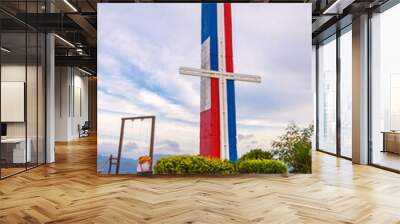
[382,131,400,154]
[1,138,31,164]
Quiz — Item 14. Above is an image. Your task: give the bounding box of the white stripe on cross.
[179,67,262,83]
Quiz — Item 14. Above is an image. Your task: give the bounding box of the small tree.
[271,123,313,173]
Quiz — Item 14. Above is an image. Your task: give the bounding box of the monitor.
[1,123,7,137]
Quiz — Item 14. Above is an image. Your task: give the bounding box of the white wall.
[1,65,26,133]
[1,63,46,164]
[55,67,89,141]
[1,65,39,138]
[55,66,70,141]
[1,65,27,142]
[70,70,89,138]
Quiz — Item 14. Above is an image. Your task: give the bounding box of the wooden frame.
[115,116,156,174]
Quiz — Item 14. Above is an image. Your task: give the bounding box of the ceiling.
[0,0,394,75]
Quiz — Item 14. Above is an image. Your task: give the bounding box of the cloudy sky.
[97,3,312,159]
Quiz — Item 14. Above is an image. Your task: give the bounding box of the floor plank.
[0,135,399,223]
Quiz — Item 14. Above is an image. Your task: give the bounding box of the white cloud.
[98,4,201,111]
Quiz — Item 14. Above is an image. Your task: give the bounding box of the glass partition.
[1,31,28,177]
[27,30,38,169]
[38,32,46,165]
[0,2,46,179]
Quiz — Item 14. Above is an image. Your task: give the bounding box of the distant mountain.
[97,154,172,174]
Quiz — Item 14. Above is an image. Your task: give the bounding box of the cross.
[179,66,262,159]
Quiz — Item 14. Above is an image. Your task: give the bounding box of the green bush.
[236,159,287,174]
[238,149,274,161]
[154,155,235,175]
[271,123,313,173]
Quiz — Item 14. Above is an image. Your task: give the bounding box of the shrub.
[238,149,274,161]
[290,143,311,173]
[271,123,313,173]
[236,159,287,174]
[154,155,235,175]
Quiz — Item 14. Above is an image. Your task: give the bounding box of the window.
[370,3,400,171]
[339,28,352,158]
[317,36,337,154]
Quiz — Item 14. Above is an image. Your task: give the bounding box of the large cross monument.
[180,3,261,162]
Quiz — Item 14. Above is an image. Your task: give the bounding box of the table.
[382,131,400,154]
[1,138,31,164]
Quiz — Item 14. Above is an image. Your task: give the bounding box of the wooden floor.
[1,136,400,224]
[373,151,400,171]
[1,167,26,178]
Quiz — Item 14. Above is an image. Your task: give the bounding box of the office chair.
[79,121,90,138]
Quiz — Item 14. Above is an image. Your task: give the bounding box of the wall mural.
[97,3,313,175]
